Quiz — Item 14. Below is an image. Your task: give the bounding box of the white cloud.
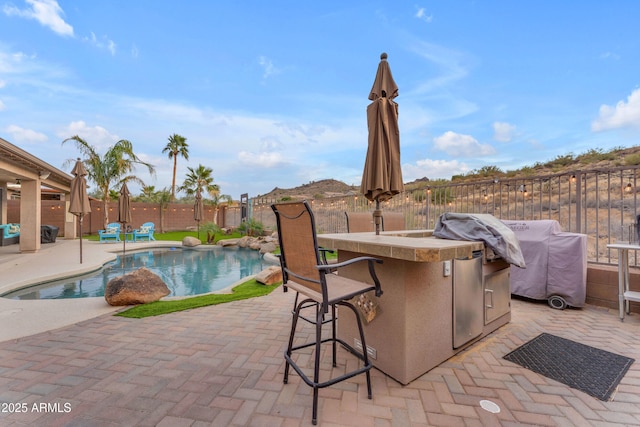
[402,158,470,181]
[83,32,117,56]
[592,89,640,132]
[0,79,5,88]
[59,121,120,151]
[493,121,516,142]
[4,124,48,142]
[3,0,73,37]
[237,150,287,168]
[432,131,496,157]
[0,99,5,111]
[258,55,281,80]
[415,7,433,23]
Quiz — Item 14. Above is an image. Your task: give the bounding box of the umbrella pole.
[79,216,83,264]
[374,200,382,235]
[122,223,126,270]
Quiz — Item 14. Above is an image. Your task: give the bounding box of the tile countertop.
[316,230,485,263]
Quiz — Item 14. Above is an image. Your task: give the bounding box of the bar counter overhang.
[317,230,511,385]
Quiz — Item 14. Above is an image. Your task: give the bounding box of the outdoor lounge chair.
[271,200,383,425]
[133,222,155,242]
[0,223,20,246]
[98,223,121,242]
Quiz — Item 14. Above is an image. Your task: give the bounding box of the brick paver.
[1,290,639,426]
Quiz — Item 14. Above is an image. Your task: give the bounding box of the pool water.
[4,247,270,300]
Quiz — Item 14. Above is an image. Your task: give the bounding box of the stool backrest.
[272,201,323,295]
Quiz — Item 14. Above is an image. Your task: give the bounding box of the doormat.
[503,333,634,401]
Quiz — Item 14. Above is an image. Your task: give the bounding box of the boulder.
[237,236,252,248]
[182,236,201,247]
[105,268,170,306]
[218,238,239,247]
[259,241,277,254]
[255,266,283,286]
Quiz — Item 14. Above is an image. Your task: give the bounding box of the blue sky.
[1,1,640,199]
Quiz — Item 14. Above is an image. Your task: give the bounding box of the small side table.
[607,243,640,321]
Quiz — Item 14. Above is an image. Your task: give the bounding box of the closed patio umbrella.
[361,52,404,234]
[194,189,204,239]
[118,182,132,267]
[68,158,91,263]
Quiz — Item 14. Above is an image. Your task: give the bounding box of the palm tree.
[178,164,220,197]
[137,185,157,202]
[162,134,189,201]
[209,192,234,225]
[63,136,156,229]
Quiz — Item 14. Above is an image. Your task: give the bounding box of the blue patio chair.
[98,223,121,242]
[133,222,155,242]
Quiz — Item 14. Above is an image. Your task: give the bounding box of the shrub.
[238,218,265,237]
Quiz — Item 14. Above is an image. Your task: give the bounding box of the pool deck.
[1,239,640,425]
[0,238,181,342]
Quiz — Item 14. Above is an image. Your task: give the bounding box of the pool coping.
[0,239,277,343]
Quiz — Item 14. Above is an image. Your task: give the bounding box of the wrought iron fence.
[237,166,640,266]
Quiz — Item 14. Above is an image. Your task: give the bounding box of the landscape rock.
[237,236,252,248]
[218,238,239,247]
[182,236,201,247]
[259,241,277,254]
[105,268,170,306]
[255,266,283,286]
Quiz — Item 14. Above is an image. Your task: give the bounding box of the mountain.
[257,179,359,200]
[256,146,640,201]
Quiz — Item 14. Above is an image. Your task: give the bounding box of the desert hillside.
[257,146,640,200]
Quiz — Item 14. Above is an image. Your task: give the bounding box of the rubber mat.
[503,332,634,401]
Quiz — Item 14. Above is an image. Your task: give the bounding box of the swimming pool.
[3,247,271,300]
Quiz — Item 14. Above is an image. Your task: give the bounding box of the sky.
[1,1,640,200]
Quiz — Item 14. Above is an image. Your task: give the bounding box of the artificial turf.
[116,278,282,318]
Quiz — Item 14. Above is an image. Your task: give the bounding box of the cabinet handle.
[485,289,494,308]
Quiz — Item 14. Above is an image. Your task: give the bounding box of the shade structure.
[68,158,91,263]
[118,182,132,266]
[194,189,204,239]
[360,52,404,234]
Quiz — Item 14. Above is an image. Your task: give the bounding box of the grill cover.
[502,220,586,307]
[433,213,526,268]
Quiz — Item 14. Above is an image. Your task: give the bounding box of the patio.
[0,241,639,426]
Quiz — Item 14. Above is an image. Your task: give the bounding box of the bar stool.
[272,201,383,425]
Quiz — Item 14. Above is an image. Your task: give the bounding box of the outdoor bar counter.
[317,230,511,385]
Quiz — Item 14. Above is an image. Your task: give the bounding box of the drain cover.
[479,400,501,414]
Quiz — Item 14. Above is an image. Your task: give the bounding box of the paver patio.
[1,285,639,426]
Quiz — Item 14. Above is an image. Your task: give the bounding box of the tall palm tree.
[63,136,156,229]
[162,134,189,201]
[178,164,220,197]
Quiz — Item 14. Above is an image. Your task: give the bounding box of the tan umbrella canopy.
[194,189,204,239]
[361,52,404,234]
[68,158,91,263]
[118,182,132,267]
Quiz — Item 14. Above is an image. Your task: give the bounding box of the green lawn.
[86,229,243,242]
[118,278,282,318]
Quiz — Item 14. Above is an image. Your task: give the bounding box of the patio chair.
[133,222,155,242]
[345,211,374,232]
[382,212,405,231]
[345,211,405,232]
[98,223,121,242]
[271,201,383,425]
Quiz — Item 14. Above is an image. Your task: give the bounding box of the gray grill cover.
[502,220,587,307]
[433,213,526,268]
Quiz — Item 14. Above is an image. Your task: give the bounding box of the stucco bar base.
[332,249,510,385]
